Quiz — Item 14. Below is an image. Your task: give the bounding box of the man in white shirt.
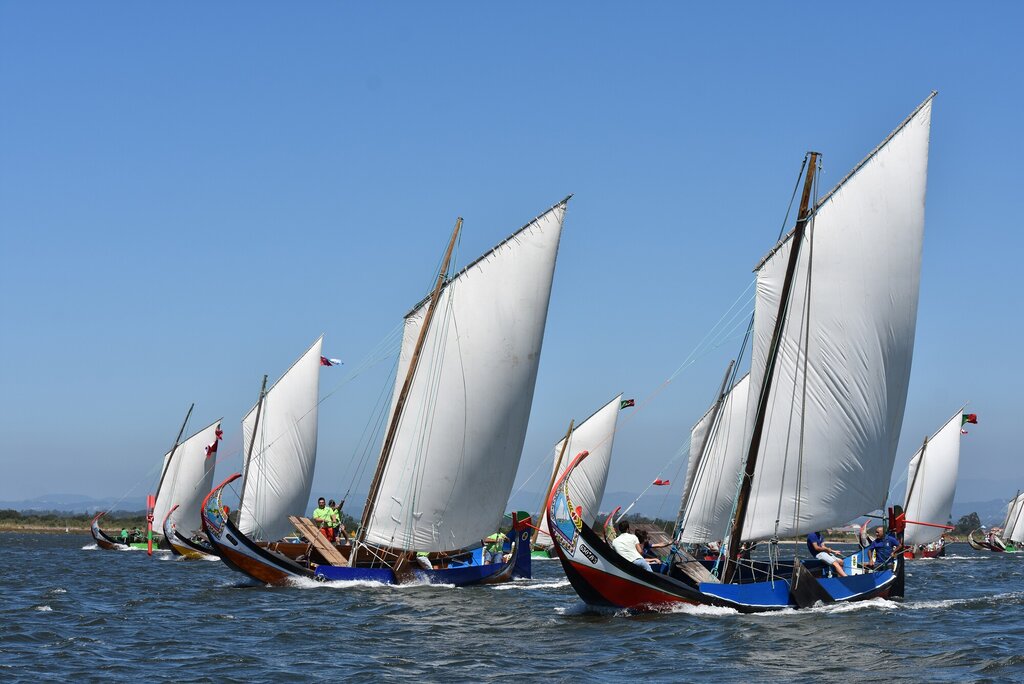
[610,521,651,572]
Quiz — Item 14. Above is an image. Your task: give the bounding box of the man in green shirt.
[312,497,333,542]
[483,531,507,565]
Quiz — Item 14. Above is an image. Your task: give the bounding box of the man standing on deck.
[864,526,900,567]
[331,500,347,545]
[807,530,846,577]
[313,497,333,542]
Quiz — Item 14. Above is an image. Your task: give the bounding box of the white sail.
[364,200,567,551]
[1005,493,1024,544]
[155,420,221,536]
[534,394,623,546]
[679,375,750,543]
[740,96,933,542]
[238,336,323,541]
[902,411,963,546]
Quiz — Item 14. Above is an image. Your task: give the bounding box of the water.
[1,534,1022,682]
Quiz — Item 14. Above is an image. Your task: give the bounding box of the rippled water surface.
[1,534,1022,682]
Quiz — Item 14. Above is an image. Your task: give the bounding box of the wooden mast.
[723,152,818,583]
[532,419,575,546]
[356,217,463,549]
[237,374,268,518]
[902,435,929,513]
[153,403,195,505]
[674,360,735,537]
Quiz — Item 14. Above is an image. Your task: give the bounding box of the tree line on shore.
[0,509,147,529]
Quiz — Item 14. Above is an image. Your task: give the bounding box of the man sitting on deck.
[483,531,507,564]
[611,521,651,572]
[806,530,846,577]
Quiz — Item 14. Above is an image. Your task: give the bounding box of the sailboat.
[91,405,219,555]
[547,93,934,612]
[202,336,327,579]
[969,491,1023,553]
[159,419,223,558]
[203,198,569,585]
[532,395,625,558]
[675,368,750,561]
[899,410,969,559]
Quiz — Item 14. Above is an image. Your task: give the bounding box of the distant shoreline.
[0,525,91,533]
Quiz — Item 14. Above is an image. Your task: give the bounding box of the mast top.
[404,195,572,318]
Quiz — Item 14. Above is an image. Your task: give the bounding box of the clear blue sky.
[1,3,1020,513]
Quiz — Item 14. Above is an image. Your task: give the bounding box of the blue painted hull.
[314,525,532,586]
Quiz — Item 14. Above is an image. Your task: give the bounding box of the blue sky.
[1,3,1020,515]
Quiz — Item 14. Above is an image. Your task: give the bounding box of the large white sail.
[740,96,933,542]
[238,336,323,541]
[903,411,963,546]
[534,394,623,546]
[1004,493,1024,544]
[364,200,568,551]
[679,375,750,544]
[155,419,221,536]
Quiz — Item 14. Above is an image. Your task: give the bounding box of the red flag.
[962,413,978,425]
[206,427,223,457]
[321,356,342,367]
[653,479,670,486]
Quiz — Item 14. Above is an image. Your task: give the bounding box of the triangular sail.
[238,336,323,541]
[903,411,963,546]
[156,419,222,536]
[1005,493,1024,544]
[678,375,750,543]
[364,200,567,551]
[534,394,623,546]
[740,96,933,542]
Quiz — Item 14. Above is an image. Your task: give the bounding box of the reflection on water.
[0,533,1021,681]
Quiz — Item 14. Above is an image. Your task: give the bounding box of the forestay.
[154,419,222,536]
[741,96,933,542]
[678,375,750,544]
[534,394,623,546]
[903,410,963,546]
[364,200,567,551]
[238,336,323,541]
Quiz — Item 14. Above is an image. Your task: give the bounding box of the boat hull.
[90,513,155,551]
[547,452,902,613]
[967,528,1014,553]
[201,473,532,586]
[164,504,218,559]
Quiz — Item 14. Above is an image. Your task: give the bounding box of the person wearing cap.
[483,530,507,564]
